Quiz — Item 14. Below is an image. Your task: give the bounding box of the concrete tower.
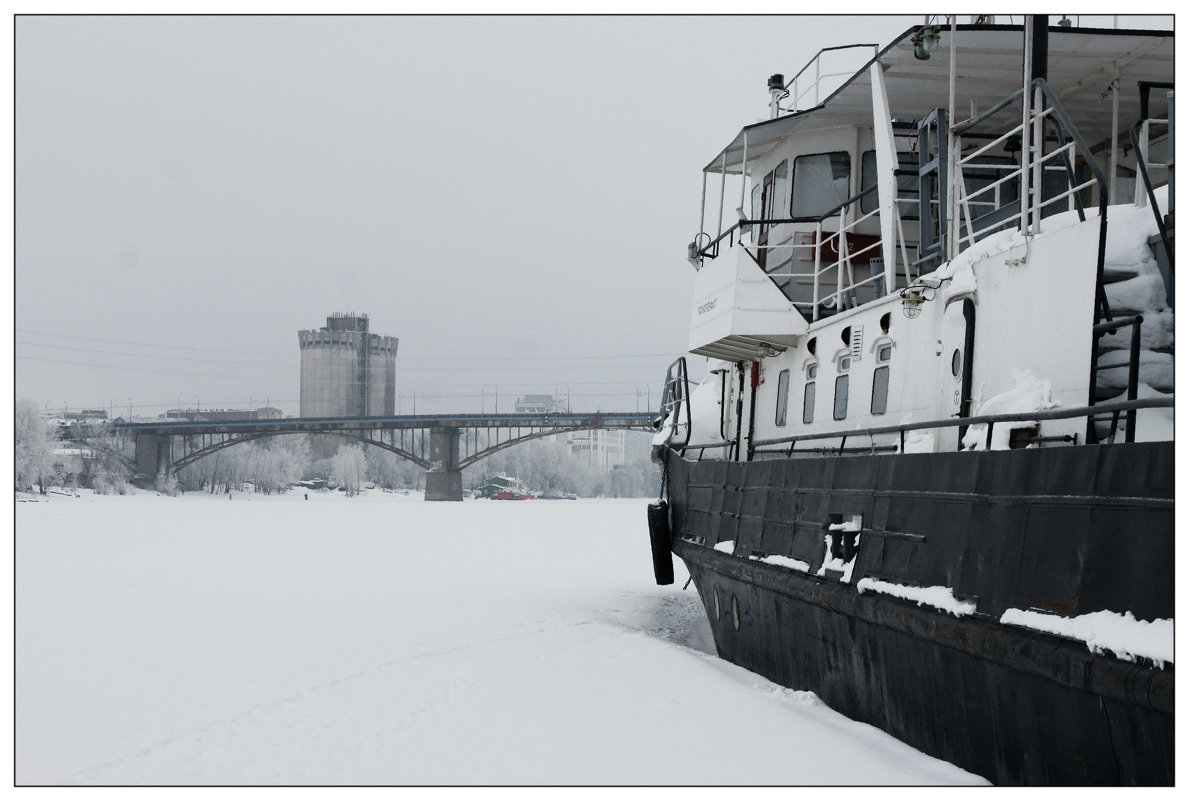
[298,313,398,418]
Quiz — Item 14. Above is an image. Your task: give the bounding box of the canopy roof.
[705,23,1174,174]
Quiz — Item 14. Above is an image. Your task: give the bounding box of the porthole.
[880,312,891,334]
[807,337,817,355]
[841,326,851,346]
[731,595,740,631]
[714,587,722,621]
[951,349,962,377]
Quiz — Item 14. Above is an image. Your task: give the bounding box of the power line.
[17,329,682,365]
[17,354,671,390]
[17,341,297,367]
[17,341,671,374]
[16,328,293,357]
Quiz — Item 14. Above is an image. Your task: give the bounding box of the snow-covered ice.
[15,490,984,785]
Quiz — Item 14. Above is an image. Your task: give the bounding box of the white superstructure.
[661,19,1173,459]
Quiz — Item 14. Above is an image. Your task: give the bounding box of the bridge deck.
[115,412,658,436]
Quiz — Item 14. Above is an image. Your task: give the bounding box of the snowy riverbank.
[16,490,983,785]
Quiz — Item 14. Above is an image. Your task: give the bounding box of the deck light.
[913,26,941,60]
[687,232,710,269]
[899,278,942,319]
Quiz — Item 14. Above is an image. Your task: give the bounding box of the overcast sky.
[14,14,1164,417]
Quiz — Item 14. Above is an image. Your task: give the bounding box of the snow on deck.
[855,578,977,617]
[1000,607,1174,668]
[15,490,983,785]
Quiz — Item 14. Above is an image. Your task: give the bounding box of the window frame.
[802,362,818,424]
[833,356,850,421]
[775,368,791,427]
[791,151,852,221]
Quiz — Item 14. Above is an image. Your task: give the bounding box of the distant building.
[298,313,399,418]
[474,474,527,498]
[568,429,625,473]
[62,409,107,422]
[622,431,653,462]
[514,394,569,414]
[163,407,284,422]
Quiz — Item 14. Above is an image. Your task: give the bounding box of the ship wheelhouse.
[675,20,1173,458]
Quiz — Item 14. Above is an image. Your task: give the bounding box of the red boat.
[491,491,534,500]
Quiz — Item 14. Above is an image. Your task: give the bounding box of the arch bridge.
[114,412,657,501]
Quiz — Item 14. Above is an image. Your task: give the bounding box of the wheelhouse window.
[870,345,892,415]
[803,364,817,424]
[772,160,788,219]
[792,152,851,219]
[751,159,789,221]
[833,356,850,421]
[775,369,791,426]
[861,150,920,219]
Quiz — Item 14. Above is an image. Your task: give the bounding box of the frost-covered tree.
[331,444,367,496]
[76,423,133,495]
[15,399,58,493]
[155,468,179,496]
[366,448,421,489]
[245,437,308,494]
[462,432,658,498]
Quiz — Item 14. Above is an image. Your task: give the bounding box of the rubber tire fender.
[647,500,674,585]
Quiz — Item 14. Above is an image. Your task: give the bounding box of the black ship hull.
[664,442,1173,784]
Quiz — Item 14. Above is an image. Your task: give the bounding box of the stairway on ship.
[1092,224,1174,441]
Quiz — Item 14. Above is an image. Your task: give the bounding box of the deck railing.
[779,44,880,114]
[695,182,909,321]
[659,395,1173,460]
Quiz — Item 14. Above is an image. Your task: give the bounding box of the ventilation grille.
[850,325,864,361]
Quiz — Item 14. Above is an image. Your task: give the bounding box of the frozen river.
[16,490,983,785]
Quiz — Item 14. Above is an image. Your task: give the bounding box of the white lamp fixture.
[913,26,941,60]
[899,278,942,319]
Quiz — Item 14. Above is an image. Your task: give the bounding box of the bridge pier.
[134,433,172,484]
[424,426,463,501]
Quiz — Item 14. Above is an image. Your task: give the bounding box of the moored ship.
[650,16,1173,785]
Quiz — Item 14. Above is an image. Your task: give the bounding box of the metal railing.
[656,357,692,448]
[1130,81,1173,270]
[1089,315,1145,443]
[780,44,880,114]
[696,183,903,320]
[950,80,1108,253]
[659,396,1173,459]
